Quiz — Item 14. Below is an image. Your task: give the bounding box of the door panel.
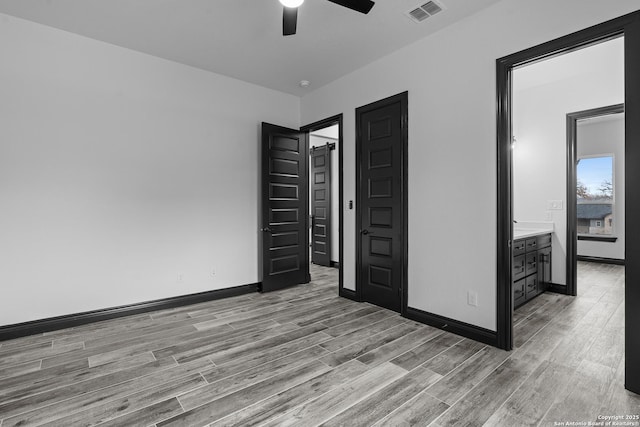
[261,123,309,292]
[356,93,407,313]
[311,145,332,266]
[537,246,552,291]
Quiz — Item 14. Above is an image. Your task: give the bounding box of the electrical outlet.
[467,291,478,307]
[177,273,183,283]
[545,211,553,221]
[211,268,216,276]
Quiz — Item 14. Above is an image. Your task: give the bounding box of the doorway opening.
[260,114,343,292]
[511,36,623,300]
[496,10,640,394]
[567,104,625,296]
[302,115,344,287]
[309,126,339,270]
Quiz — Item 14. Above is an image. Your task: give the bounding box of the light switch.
[547,200,563,210]
[467,291,478,307]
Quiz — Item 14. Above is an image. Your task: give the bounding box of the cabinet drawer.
[525,238,538,251]
[513,239,526,256]
[525,252,537,276]
[537,233,552,249]
[514,279,526,306]
[525,275,538,298]
[513,255,526,281]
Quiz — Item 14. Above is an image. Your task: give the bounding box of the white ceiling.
[0,0,501,96]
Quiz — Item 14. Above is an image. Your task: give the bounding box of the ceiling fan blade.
[326,0,375,14]
[283,7,298,36]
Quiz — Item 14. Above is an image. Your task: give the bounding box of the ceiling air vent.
[406,1,444,23]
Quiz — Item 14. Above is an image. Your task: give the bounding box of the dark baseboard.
[0,283,259,342]
[404,306,499,348]
[548,283,569,294]
[626,382,640,395]
[577,255,625,265]
[339,287,359,302]
[330,261,340,269]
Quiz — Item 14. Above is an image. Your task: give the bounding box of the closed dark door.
[356,92,408,313]
[311,145,332,267]
[261,122,309,292]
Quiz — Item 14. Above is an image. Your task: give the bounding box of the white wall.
[513,38,624,285]
[0,15,300,326]
[577,115,625,260]
[310,130,340,264]
[300,0,638,331]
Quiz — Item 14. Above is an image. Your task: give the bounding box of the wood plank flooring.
[0,262,637,426]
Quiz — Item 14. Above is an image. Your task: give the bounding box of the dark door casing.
[311,144,332,267]
[261,122,310,292]
[496,10,640,393]
[356,92,408,313]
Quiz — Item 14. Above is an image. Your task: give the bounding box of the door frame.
[566,103,625,297]
[496,10,640,394]
[355,91,409,315]
[301,114,344,290]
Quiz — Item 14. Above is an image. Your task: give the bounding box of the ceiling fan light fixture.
[280,0,304,8]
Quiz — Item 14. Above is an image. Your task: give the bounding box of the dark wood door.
[310,144,332,267]
[261,122,309,292]
[356,92,408,313]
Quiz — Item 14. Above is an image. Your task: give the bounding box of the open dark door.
[310,144,332,267]
[261,122,310,292]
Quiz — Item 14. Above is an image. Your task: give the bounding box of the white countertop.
[514,221,554,240]
[513,228,552,240]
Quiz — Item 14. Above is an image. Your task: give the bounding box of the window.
[577,155,614,235]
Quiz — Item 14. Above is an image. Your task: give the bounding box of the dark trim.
[567,103,624,296]
[405,307,498,347]
[548,283,569,295]
[339,286,359,302]
[330,261,340,268]
[577,235,618,242]
[577,255,625,265]
[497,9,640,392]
[355,91,408,315]
[625,15,640,395]
[497,10,640,354]
[0,283,259,342]
[301,114,344,295]
[401,93,409,318]
[496,40,514,351]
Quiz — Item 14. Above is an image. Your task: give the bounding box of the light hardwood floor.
[0,262,637,426]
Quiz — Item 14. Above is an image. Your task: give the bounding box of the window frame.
[576,152,615,237]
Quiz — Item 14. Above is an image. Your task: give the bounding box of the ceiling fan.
[279,0,375,36]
